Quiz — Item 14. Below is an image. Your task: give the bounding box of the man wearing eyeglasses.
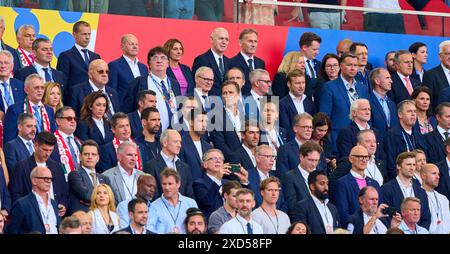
[330,145,381,227]
[192,66,215,113]
[8,166,61,234]
[68,59,120,119]
[245,69,271,122]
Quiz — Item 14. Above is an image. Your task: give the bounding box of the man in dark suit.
[350,43,372,90]
[290,170,340,234]
[128,90,157,138]
[57,21,101,103]
[369,68,399,134]
[9,131,69,216]
[14,38,67,93]
[423,41,450,111]
[388,50,421,105]
[279,69,316,139]
[282,141,323,217]
[435,138,450,203]
[116,198,155,234]
[143,129,194,198]
[384,100,426,179]
[3,74,57,143]
[229,28,265,96]
[380,151,431,230]
[4,113,36,175]
[7,166,61,234]
[424,102,450,163]
[67,59,120,118]
[179,109,212,181]
[136,107,161,166]
[245,69,272,123]
[108,34,148,105]
[228,120,259,174]
[68,140,110,214]
[192,27,230,96]
[11,25,35,72]
[320,53,369,150]
[191,66,217,113]
[330,145,381,227]
[0,50,25,114]
[299,32,321,80]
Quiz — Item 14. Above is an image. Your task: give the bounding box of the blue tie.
[26,141,34,155]
[202,95,211,112]
[32,105,42,132]
[380,97,391,128]
[66,136,78,163]
[81,49,90,67]
[1,82,13,107]
[306,59,316,78]
[246,222,253,234]
[42,67,52,82]
[160,80,173,123]
[247,59,254,72]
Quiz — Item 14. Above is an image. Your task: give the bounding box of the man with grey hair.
[102,141,145,205]
[4,73,56,143]
[13,24,35,72]
[109,34,148,105]
[388,50,421,105]
[245,69,271,121]
[398,197,429,234]
[144,129,194,198]
[424,40,450,110]
[193,66,215,112]
[0,50,25,115]
[192,27,230,96]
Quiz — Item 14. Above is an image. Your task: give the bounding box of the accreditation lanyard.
[401,130,416,152]
[150,76,176,113]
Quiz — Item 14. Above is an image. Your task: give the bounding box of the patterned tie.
[202,95,211,112]
[81,49,90,67]
[42,67,52,82]
[26,141,34,155]
[1,82,13,107]
[445,132,449,141]
[404,76,413,95]
[160,80,174,122]
[246,222,253,234]
[306,59,316,78]
[66,136,78,164]
[32,105,42,132]
[218,57,224,81]
[89,171,98,186]
[247,59,254,72]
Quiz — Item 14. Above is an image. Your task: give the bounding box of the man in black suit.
[128,90,157,138]
[290,170,340,234]
[425,102,450,163]
[57,21,101,103]
[116,198,155,234]
[350,42,372,90]
[388,50,421,105]
[424,40,450,111]
[192,66,215,112]
[14,38,67,92]
[230,28,265,96]
[245,69,272,122]
[192,27,230,96]
[12,25,35,72]
[0,50,25,115]
[228,120,259,173]
[143,129,194,198]
[136,107,161,166]
[299,32,321,80]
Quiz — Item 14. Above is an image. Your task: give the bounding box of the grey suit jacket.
[102,166,144,205]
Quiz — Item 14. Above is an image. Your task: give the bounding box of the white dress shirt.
[219,214,263,234]
[34,62,52,81]
[426,190,450,234]
[242,144,256,167]
[0,78,14,111]
[32,191,58,234]
[147,73,177,131]
[441,64,450,86]
[289,92,306,114]
[365,157,383,186]
[123,55,141,78]
[396,176,415,198]
[93,117,105,138]
[118,164,138,201]
[312,195,334,234]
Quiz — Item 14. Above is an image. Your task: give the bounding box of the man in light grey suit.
[102,141,144,205]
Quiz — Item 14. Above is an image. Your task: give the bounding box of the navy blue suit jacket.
[336,122,385,160]
[209,107,243,161]
[0,166,11,212]
[75,119,114,146]
[384,125,426,180]
[424,128,446,164]
[319,78,368,149]
[179,134,212,182]
[56,46,101,102]
[290,196,340,234]
[228,146,256,173]
[3,102,56,143]
[128,111,142,139]
[387,73,421,105]
[369,91,399,135]
[424,65,450,111]
[193,175,226,219]
[436,159,450,203]
[229,53,265,96]
[4,136,31,177]
[7,192,60,234]
[167,63,195,95]
[281,167,312,217]
[143,154,194,199]
[116,225,156,234]
[97,141,118,174]
[67,81,120,117]
[135,135,161,165]
[1,41,16,70]
[331,156,388,185]
[0,78,25,113]
[192,49,230,96]
[9,156,69,208]
[380,178,431,230]
[279,94,316,139]
[108,56,148,104]
[14,65,67,93]
[347,208,388,234]
[330,172,381,227]
[438,86,450,106]
[247,168,287,212]
[259,127,289,146]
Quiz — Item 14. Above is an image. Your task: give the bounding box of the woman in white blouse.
[89,184,120,234]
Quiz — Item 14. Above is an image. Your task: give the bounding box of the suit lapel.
[309,198,327,233]
[371,93,389,124]
[119,56,134,81]
[30,194,45,226]
[287,96,298,115]
[71,46,88,71]
[113,167,125,201]
[337,79,351,108]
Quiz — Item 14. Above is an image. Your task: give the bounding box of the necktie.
[404,76,413,95]
[202,95,211,112]
[1,82,13,107]
[26,141,34,155]
[42,67,52,82]
[445,132,449,141]
[246,222,253,234]
[218,57,224,81]
[89,171,98,186]
[66,136,78,164]
[32,105,42,132]
[348,87,358,101]
[81,49,90,67]
[306,59,316,78]
[380,97,391,127]
[160,80,174,122]
[247,59,254,72]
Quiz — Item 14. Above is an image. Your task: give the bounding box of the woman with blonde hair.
[272,51,308,98]
[43,82,63,113]
[89,184,120,234]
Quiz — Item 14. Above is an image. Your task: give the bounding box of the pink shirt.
[351,170,367,190]
[171,66,188,95]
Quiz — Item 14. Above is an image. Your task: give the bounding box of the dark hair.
[299,140,323,157]
[221,80,240,93]
[243,120,259,134]
[80,91,109,122]
[80,139,99,154]
[189,108,207,124]
[339,53,357,64]
[18,112,34,125]
[73,20,90,33]
[411,86,432,101]
[318,53,339,80]
[313,112,332,137]
[394,50,411,64]
[160,167,180,183]
[222,181,241,198]
[299,32,321,48]
[55,106,75,119]
[32,38,50,51]
[409,42,427,54]
[111,112,129,129]
[384,50,396,61]
[307,170,327,186]
[141,106,159,121]
[349,42,368,54]
[128,198,147,213]
[59,216,81,233]
[138,90,156,103]
[226,67,244,80]
[435,102,450,117]
[147,46,168,64]
[183,207,207,232]
[35,131,56,146]
[286,221,311,234]
[163,38,183,58]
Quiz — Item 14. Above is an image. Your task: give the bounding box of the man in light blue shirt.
[147,168,197,234]
[398,197,429,234]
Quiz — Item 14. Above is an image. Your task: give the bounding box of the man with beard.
[128,90,157,138]
[185,208,207,234]
[219,188,263,234]
[117,174,157,228]
[116,198,155,234]
[290,170,340,234]
[135,107,161,165]
[347,186,402,234]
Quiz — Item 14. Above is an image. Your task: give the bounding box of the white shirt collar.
[195,87,208,97]
[89,80,105,92]
[123,54,139,65]
[297,165,310,182]
[74,43,88,52]
[118,163,136,177]
[240,52,253,62]
[355,121,370,131]
[396,175,412,188]
[441,64,450,74]
[350,170,365,180]
[257,168,270,180]
[437,125,449,140]
[34,61,50,69]
[396,71,409,81]
[210,49,222,60]
[289,91,306,102]
[250,89,263,101]
[206,173,222,186]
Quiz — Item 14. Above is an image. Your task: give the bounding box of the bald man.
[421,163,450,234]
[330,145,381,227]
[108,34,148,105]
[336,38,352,58]
[68,59,120,117]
